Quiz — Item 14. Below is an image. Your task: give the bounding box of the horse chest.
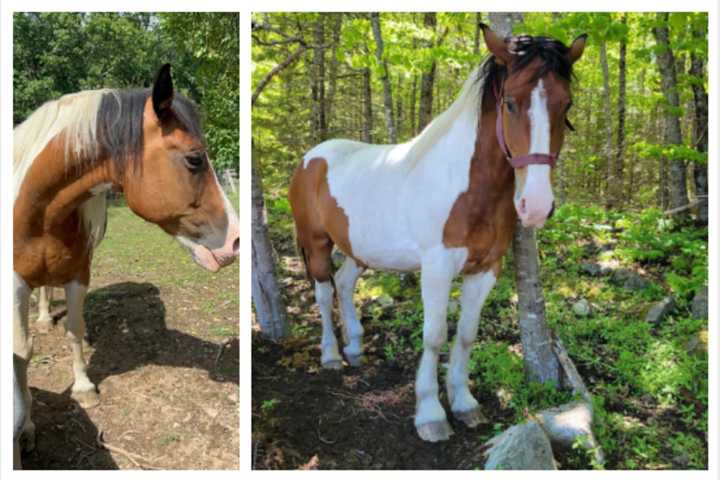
[14,210,91,288]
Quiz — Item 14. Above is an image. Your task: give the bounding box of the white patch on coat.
[303,68,482,272]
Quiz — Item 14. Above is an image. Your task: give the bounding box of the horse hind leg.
[335,256,365,366]
[447,270,496,428]
[14,273,35,452]
[36,286,54,333]
[64,280,99,408]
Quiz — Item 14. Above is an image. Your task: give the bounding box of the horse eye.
[505,97,518,114]
[184,154,206,172]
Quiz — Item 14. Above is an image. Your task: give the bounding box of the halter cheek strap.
[493,82,558,169]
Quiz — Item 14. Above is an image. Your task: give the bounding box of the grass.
[264,190,708,470]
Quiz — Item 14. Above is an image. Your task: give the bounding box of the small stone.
[691,286,708,320]
[580,263,601,276]
[376,295,394,308]
[572,299,591,317]
[612,269,650,290]
[686,330,708,356]
[645,297,675,325]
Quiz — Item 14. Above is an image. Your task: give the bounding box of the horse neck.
[14,138,115,234]
[469,88,514,191]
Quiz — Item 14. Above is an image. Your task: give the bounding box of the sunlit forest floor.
[252,190,707,470]
[22,197,239,470]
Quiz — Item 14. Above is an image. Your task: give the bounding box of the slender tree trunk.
[689,34,708,225]
[418,12,437,130]
[370,12,397,143]
[251,155,289,341]
[311,16,327,143]
[474,13,482,55]
[491,12,560,386]
[325,13,343,134]
[362,66,373,143]
[409,74,418,135]
[611,15,628,209]
[653,13,689,213]
[599,40,614,207]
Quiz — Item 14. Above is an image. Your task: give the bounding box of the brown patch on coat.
[288,157,358,283]
[442,90,517,275]
[14,135,114,288]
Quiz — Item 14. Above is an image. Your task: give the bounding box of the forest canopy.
[13,12,239,171]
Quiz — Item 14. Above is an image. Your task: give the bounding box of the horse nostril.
[233,237,239,255]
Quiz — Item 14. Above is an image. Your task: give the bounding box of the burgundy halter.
[493,82,558,169]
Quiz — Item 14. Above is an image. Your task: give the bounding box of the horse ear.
[568,34,588,64]
[479,23,513,65]
[152,63,174,119]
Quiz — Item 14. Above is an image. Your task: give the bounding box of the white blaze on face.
[515,79,554,228]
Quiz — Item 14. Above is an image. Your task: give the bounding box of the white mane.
[13,89,109,201]
[404,65,484,166]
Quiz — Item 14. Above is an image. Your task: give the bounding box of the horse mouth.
[177,236,237,272]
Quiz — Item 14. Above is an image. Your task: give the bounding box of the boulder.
[645,297,675,325]
[611,269,650,290]
[537,401,594,450]
[483,420,557,470]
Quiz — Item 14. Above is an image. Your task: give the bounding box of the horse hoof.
[35,320,52,334]
[346,354,365,367]
[453,407,487,428]
[72,389,100,409]
[417,420,453,442]
[321,360,343,370]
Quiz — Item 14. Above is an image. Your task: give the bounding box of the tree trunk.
[474,13,482,55]
[251,156,289,340]
[362,66,373,143]
[311,15,327,143]
[369,12,397,143]
[653,13,689,213]
[610,15,628,209]
[599,40,614,207]
[418,12,437,131]
[689,33,708,225]
[325,13,343,134]
[490,12,560,386]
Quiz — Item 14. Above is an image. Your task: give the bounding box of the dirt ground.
[20,204,239,470]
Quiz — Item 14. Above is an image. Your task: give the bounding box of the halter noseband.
[493,82,557,169]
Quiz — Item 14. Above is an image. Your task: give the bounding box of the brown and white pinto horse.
[289,26,586,442]
[13,64,239,452]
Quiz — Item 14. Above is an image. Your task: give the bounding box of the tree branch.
[252,45,309,107]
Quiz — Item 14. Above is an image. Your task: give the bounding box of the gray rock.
[645,297,675,325]
[572,299,591,317]
[580,263,601,276]
[691,286,708,320]
[612,269,650,290]
[376,295,394,308]
[537,401,594,450]
[483,421,557,470]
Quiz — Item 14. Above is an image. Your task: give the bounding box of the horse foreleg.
[335,257,365,366]
[315,280,343,369]
[36,286,54,333]
[14,273,35,452]
[64,281,99,408]
[448,270,496,427]
[415,248,460,442]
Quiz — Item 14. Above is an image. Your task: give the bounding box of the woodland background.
[13,12,239,171]
[252,12,709,469]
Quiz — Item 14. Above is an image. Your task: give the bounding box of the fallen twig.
[96,430,161,470]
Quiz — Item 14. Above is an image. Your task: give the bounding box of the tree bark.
[251,155,289,341]
[610,15,628,209]
[370,12,397,143]
[311,15,327,143]
[325,13,343,134]
[689,31,708,225]
[418,13,437,131]
[599,40,614,207]
[490,12,560,385]
[652,13,689,213]
[362,66,373,143]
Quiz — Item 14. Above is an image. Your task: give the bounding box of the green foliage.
[13,12,238,170]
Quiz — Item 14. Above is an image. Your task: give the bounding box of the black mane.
[94,89,204,175]
[479,34,574,100]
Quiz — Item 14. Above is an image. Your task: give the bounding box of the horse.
[289,25,586,442]
[13,64,239,452]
